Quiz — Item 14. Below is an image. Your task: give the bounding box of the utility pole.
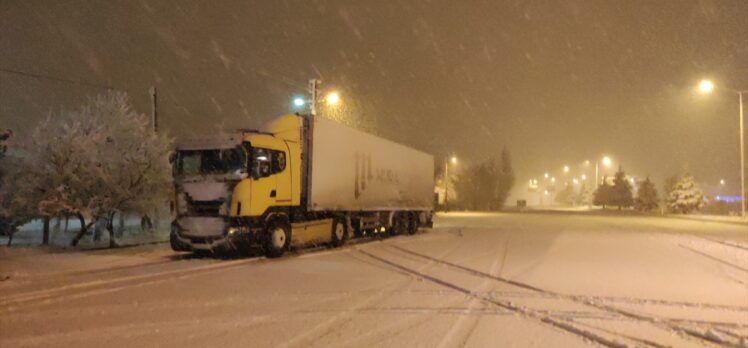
[444,161,450,212]
[739,91,745,218]
[308,79,320,116]
[149,86,158,133]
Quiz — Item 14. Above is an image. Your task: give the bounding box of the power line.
[0,67,119,91]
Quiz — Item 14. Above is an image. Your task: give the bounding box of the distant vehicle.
[170,114,434,256]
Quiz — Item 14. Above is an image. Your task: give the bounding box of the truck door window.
[272,151,286,173]
[251,148,272,179]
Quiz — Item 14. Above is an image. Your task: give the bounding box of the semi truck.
[170,114,434,256]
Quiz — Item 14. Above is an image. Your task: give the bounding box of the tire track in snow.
[679,244,748,273]
[358,249,631,348]
[388,244,744,347]
[436,235,509,348]
[697,236,748,252]
[0,257,265,312]
[0,235,404,312]
[278,238,468,348]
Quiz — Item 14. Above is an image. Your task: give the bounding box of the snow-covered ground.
[1,212,746,347]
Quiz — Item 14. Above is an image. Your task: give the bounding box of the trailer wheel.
[406,212,419,235]
[331,217,348,247]
[264,220,290,258]
[391,213,408,236]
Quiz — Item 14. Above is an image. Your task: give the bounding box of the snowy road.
[1,212,747,347]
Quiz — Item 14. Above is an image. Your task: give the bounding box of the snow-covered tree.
[667,174,705,214]
[575,182,594,206]
[0,155,40,246]
[634,177,659,212]
[23,91,173,247]
[593,177,612,209]
[555,184,574,206]
[662,174,679,212]
[609,166,633,210]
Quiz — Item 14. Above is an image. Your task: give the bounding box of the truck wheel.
[264,221,290,258]
[331,217,348,247]
[170,224,191,252]
[406,212,418,235]
[391,213,408,236]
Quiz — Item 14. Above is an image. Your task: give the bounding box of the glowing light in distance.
[602,156,612,167]
[698,79,714,94]
[326,92,340,105]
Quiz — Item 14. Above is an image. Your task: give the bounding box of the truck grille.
[187,200,223,216]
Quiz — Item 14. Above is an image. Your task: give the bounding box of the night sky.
[2,0,747,198]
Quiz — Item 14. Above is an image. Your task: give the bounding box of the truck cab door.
[247,148,277,216]
[273,149,292,205]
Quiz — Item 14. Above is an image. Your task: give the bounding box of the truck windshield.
[176,147,247,176]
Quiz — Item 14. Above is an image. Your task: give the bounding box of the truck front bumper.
[171,217,263,252]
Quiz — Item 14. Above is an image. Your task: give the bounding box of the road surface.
[1,212,747,347]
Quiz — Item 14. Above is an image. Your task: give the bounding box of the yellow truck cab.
[171,114,434,257]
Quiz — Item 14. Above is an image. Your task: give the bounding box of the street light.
[698,79,715,94]
[697,79,746,218]
[544,173,549,179]
[444,156,457,212]
[293,97,305,107]
[602,156,612,166]
[326,92,340,105]
[563,165,570,173]
[720,179,725,185]
[595,155,613,186]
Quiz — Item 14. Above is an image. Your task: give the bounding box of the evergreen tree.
[667,174,705,214]
[555,183,575,206]
[610,166,634,210]
[634,177,659,212]
[493,147,515,209]
[453,163,477,210]
[575,182,594,206]
[593,177,612,209]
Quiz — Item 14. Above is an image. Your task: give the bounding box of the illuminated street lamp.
[293,97,305,107]
[326,92,341,105]
[720,179,725,185]
[698,79,715,94]
[595,155,613,186]
[551,177,556,183]
[697,79,746,218]
[581,174,587,181]
[573,178,579,185]
[563,165,570,173]
[444,156,457,212]
[544,173,549,179]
